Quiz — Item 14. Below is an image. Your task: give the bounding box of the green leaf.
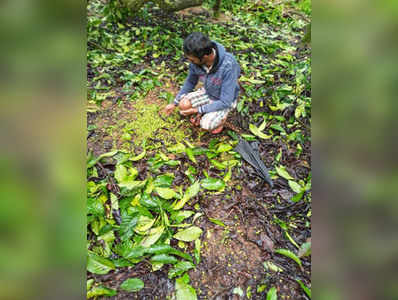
[298,240,311,258]
[87,252,115,275]
[120,278,144,292]
[119,180,146,191]
[249,122,271,139]
[174,226,202,242]
[266,286,277,300]
[270,124,285,132]
[295,102,306,119]
[223,159,239,168]
[145,177,155,194]
[264,261,283,272]
[122,132,132,141]
[154,174,174,187]
[184,140,195,148]
[210,159,227,170]
[275,165,294,180]
[159,152,169,162]
[171,210,195,224]
[130,149,146,161]
[139,193,159,209]
[208,217,226,227]
[155,187,176,199]
[115,164,128,183]
[285,231,300,249]
[140,226,165,248]
[87,279,94,291]
[88,150,118,168]
[208,138,218,150]
[150,254,178,264]
[145,244,193,262]
[269,102,291,112]
[87,197,104,216]
[87,285,117,298]
[201,178,225,191]
[296,279,311,298]
[175,276,197,300]
[123,245,145,260]
[241,134,257,141]
[110,193,119,210]
[275,248,302,267]
[168,142,186,153]
[291,191,304,202]
[113,258,134,267]
[192,147,207,155]
[194,239,201,264]
[119,214,138,241]
[128,167,139,180]
[173,181,200,210]
[98,230,115,244]
[216,143,233,153]
[224,167,232,183]
[151,261,164,271]
[185,180,201,199]
[288,180,302,193]
[165,160,180,166]
[257,284,267,293]
[168,261,195,279]
[247,286,252,298]
[186,147,197,164]
[97,151,118,160]
[134,216,156,234]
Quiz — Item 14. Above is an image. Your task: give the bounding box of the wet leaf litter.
[87,0,311,298]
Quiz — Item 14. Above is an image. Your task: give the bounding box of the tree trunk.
[156,0,203,12]
[120,0,203,13]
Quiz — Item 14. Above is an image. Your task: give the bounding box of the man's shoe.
[211,125,223,134]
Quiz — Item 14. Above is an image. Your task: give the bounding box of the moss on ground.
[126,96,191,147]
[87,88,195,157]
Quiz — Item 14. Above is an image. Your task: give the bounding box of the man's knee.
[200,116,214,131]
[200,113,226,131]
[179,98,192,110]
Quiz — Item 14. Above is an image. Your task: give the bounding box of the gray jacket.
[174,42,240,114]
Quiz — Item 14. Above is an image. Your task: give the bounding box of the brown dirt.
[188,190,270,299]
[87,79,180,157]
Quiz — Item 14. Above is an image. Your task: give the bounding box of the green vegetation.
[87,0,311,298]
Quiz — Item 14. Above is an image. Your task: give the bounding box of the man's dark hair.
[183,32,213,59]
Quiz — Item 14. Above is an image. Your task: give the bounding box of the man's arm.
[162,64,199,115]
[198,65,239,114]
[174,64,199,105]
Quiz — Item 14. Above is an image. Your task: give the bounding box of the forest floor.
[87,1,311,299]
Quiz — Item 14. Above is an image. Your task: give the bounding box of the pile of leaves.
[87,0,311,298]
[87,139,240,298]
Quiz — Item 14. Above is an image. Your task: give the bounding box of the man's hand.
[162,103,176,116]
[180,107,198,116]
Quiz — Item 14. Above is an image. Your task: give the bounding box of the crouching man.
[162,32,240,134]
